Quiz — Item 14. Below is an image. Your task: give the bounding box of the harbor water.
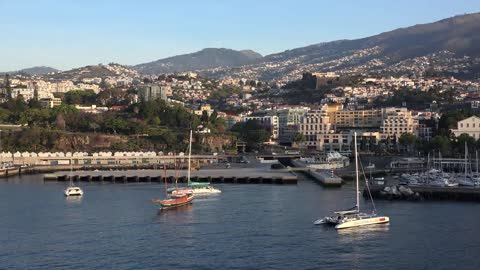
[1,173,480,270]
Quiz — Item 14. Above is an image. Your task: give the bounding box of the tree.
[201,110,209,123]
[292,132,306,144]
[231,119,271,148]
[55,114,66,130]
[430,135,451,156]
[399,133,418,152]
[455,133,476,155]
[4,74,12,101]
[64,90,96,105]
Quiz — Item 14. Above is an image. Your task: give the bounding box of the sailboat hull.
[335,216,390,229]
[152,194,194,209]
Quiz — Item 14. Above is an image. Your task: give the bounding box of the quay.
[366,185,480,201]
[304,169,342,186]
[43,168,298,184]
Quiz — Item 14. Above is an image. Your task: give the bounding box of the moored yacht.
[64,186,84,196]
[64,161,83,197]
[314,132,390,230]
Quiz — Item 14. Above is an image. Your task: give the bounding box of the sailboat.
[173,130,221,195]
[152,161,193,209]
[458,142,475,187]
[64,159,83,197]
[314,132,390,229]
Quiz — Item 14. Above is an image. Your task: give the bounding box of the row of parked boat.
[400,169,480,187]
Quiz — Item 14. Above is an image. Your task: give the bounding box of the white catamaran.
[64,159,83,197]
[314,132,390,230]
[172,130,221,195]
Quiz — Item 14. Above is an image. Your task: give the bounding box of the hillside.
[201,12,480,81]
[134,48,263,74]
[0,66,59,76]
[47,63,139,81]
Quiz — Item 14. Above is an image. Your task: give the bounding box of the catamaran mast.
[465,142,468,181]
[187,130,192,183]
[163,161,168,196]
[476,150,479,175]
[354,132,360,211]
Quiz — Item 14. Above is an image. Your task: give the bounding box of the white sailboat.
[64,159,83,197]
[172,130,221,195]
[314,132,390,229]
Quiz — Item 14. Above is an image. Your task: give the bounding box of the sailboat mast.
[187,130,192,183]
[476,150,479,175]
[354,132,359,211]
[465,142,468,181]
[174,156,178,191]
[163,161,168,196]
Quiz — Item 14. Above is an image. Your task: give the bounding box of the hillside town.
[0,61,479,156]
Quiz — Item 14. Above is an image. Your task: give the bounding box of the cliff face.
[53,133,128,151]
[197,134,235,152]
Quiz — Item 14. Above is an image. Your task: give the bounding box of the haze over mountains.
[6,12,480,80]
[134,48,263,74]
[0,66,59,75]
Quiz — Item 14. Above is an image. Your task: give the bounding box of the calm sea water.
[1,173,480,270]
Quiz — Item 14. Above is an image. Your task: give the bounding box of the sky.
[1,0,479,71]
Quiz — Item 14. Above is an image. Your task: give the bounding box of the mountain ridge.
[133,48,263,74]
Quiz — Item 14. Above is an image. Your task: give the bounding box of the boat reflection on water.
[336,224,390,243]
[154,203,194,224]
[65,195,83,204]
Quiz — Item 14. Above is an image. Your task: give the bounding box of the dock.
[308,170,343,186]
[43,168,298,184]
[366,185,480,201]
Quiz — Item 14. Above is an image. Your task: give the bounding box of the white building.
[298,109,333,149]
[277,107,309,143]
[451,116,480,139]
[380,108,419,141]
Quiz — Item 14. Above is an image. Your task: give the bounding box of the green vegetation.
[231,119,271,149]
[376,87,456,109]
[0,94,229,152]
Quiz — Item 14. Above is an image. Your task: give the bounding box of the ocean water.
[1,173,479,270]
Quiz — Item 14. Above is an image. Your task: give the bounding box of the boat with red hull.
[152,193,193,209]
[152,156,194,209]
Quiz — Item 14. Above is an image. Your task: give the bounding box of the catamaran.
[64,159,83,197]
[172,130,221,195]
[314,132,390,230]
[152,162,193,209]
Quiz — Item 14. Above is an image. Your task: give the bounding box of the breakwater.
[366,184,480,201]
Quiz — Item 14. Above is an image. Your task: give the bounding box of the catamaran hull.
[335,216,389,229]
[173,187,221,195]
[192,188,221,194]
[64,187,84,197]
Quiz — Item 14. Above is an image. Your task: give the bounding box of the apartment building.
[39,97,62,109]
[299,109,333,149]
[137,84,168,102]
[277,107,309,143]
[380,108,419,141]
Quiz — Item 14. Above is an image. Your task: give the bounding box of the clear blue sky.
[1,0,479,71]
